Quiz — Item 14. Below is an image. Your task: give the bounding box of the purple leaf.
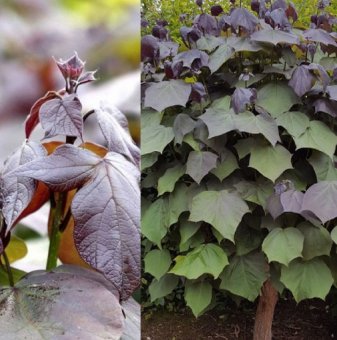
[286,2,298,22]
[39,94,83,140]
[251,29,300,46]
[231,88,257,114]
[14,144,100,192]
[141,35,159,63]
[77,70,97,86]
[303,29,337,47]
[72,152,140,300]
[25,91,61,139]
[288,65,315,97]
[271,0,287,10]
[313,98,337,117]
[0,141,47,229]
[158,41,179,60]
[173,114,196,144]
[302,181,337,223]
[230,8,259,33]
[194,13,220,36]
[180,26,202,47]
[190,82,207,103]
[269,8,291,30]
[172,49,209,72]
[326,85,337,101]
[186,151,218,184]
[96,106,140,165]
[307,63,330,91]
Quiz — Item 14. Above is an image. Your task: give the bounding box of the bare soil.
[142,299,337,340]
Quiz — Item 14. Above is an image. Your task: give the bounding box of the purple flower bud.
[55,52,85,81]
[195,0,203,7]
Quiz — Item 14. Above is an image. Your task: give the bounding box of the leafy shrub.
[141,0,337,329]
[0,53,140,338]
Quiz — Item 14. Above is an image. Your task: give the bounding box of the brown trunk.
[253,279,279,340]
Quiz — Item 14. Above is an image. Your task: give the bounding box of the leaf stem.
[46,192,66,270]
[3,250,14,287]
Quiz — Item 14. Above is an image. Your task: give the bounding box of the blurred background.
[0,0,140,271]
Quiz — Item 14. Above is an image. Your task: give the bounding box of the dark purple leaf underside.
[72,152,140,300]
[39,94,83,140]
[230,8,259,33]
[0,141,46,229]
[14,144,100,192]
[289,65,315,97]
[96,107,140,165]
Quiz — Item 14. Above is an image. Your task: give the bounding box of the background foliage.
[141,0,337,319]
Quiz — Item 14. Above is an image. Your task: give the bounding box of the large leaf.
[170,243,228,279]
[39,94,83,140]
[173,114,196,145]
[298,222,332,260]
[141,110,174,155]
[121,298,140,340]
[288,65,316,97]
[303,28,337,47]
[185,281,212,317]
[230,8,259,33]
[249,142,293,182]
[308,151,337,181]
[275,111,310,137]
[251,29,300,46]
[262,228,304,266]
[280,258,333,302]
[199,107,280,146]
[0,141,46,229]
[16,145,140,300]
[0,265,124,339]
[189,190,249,242]
[186,151,218,184]
[144,80,192,112]
[293,121,337,160]
[302,181,337,223]
[211,149,238,181]
[256,81,299,118]
[219,252,268,301]
[208,44,235,73]
[96,106,139,165]
[149,274,179,302]
[144,249,172,280]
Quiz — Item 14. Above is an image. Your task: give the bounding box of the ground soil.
[142,298,337,340]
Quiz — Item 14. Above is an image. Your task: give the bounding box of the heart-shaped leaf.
[0,265,124,339]
[251,28,300,46]
[0,141,47,229]
[39,94,83,140]
[185,281,212,317]
[186,151,218,184]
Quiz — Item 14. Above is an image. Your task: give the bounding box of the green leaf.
[142,198,169,248]
[308,152,337,181]
[149,274,179,302]
[185,281,212,317]
[235,224,263,256]
[297,222,332,260]
[186,151,218,184]
[280,258,333,302]
[262,228,304,266]
[256,81,299,118]
[170,244,229,279]
[179,220,201,247]
[234,177,274,209]
[219,252,268,301]
[144,249,172,280]
[157,164,186,195]
[141,152,159,171]
[199,108,280,146]
[211,149,238,181]
[141,111,174,155]
[196,36,223,52]
[249,142,293,182]
[294,121,337,159]
[331,226,337,244]
[275,111,310,137]
[1,235,28,264]
[189,190,250,242]
[144,80,192,112]
[0,267,26,287]
[208,44,235,73]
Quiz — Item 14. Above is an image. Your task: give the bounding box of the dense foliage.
[141,0,337,318]
[0,53,140,337]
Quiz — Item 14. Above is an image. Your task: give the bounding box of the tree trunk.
[253,279,279,340]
